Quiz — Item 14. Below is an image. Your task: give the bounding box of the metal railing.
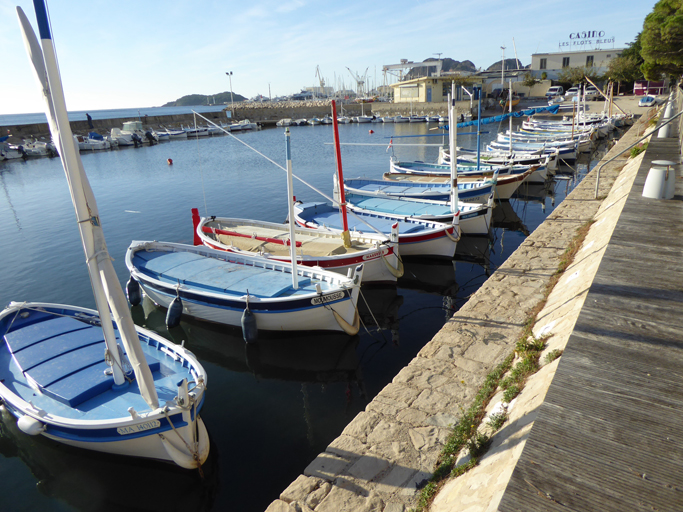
[594,107,683,199]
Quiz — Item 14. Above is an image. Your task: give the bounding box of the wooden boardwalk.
[497,123,683,510]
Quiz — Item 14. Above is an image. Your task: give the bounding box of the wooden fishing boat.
[194,213,402,284]
[342,176,495,204]
[382,168,533,200]
[126,241,364,334]
[6,3,209,469]
[293,201,459,258]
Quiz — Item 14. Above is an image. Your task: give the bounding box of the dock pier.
[265,90,683,512]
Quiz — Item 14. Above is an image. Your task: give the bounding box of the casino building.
[530,30,624,80]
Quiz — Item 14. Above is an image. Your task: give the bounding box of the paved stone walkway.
[265,106,658,512]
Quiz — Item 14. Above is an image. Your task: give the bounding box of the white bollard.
[643,160,677,199]
[657,93,675,138]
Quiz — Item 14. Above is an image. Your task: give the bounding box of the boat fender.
[18,415,46,436]
[126,277,142,306]
[241,293,258,344]
[166,295,183,328]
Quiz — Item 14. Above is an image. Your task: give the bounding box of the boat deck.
[204,220,378,258]
[345,178,487,195]
[0,308,190,420]
[498,129,683,509]
[133,249,322,298]
[347,195,483,218]
[296,202,433,234]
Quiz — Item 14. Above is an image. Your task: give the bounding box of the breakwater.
[2,99,476,140]
[264,109,649,512]
[1,111,231,141]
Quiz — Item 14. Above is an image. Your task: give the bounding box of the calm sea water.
[0,120,605,511]
[0,105,228,127]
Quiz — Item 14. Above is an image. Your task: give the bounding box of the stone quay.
[264,96,671,512]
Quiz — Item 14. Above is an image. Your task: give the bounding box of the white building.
[530,48,624,80]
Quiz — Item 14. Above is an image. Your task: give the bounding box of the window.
[399,85,418,99]
[586,55,594,66]
[539,58,547,70]
[562,57,570,68]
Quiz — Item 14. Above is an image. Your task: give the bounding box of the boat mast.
[448,84,459,215]
[285,128,299,289]
[18,1,159,409]
[509,79,513,154]
[331,100,351,248]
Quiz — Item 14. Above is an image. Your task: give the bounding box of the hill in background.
[406,58,478,79]
[486,58,527,71]
[163,91,247,107]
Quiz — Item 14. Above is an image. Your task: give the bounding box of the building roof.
[532,48,625,56]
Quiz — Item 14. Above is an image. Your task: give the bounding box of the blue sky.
[1,0,657,115]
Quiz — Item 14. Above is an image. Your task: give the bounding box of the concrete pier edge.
[265,108,657,512]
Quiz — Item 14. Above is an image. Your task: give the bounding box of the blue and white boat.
[343,193,493,235]
[4,3,210,469]
[342,176,495,204]
[126,241,364,334]
[389,158,548,183]
[381,168,533,201]
[293,202,459,258]
[487,139,577,161]
[438,146,558,171]
[0,302,209,467]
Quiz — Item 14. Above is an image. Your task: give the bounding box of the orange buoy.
[167,158,173,165]
[369,129,374,134]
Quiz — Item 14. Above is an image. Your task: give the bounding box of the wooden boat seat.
[215,233,357,257]
[3,314,159,408]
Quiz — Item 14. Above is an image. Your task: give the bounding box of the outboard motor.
[131,133,142,148]
[145,131,156,145]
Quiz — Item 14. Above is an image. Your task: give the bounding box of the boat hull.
[127,241,363,333]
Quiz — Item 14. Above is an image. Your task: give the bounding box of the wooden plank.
[498,128,683,511]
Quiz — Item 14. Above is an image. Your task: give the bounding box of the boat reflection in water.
[512,179,555,211]
[134,298,362,383]
[492,200,530,235]
[0,407,220,512]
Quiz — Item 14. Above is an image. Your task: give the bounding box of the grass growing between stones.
[412,218,596,512]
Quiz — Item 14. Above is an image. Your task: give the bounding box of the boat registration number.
[362,248,388,261]
[311,291,345,305]
[117,419,161,435]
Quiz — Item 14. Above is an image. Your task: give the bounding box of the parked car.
[639,95,658,107]
[545,85,564,99]
[565,87,580,98]
[585,86,601,100]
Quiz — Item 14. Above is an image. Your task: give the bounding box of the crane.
[315,65,325,99]
[346,67,368,99]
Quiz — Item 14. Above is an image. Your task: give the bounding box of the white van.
[545,86,564,99]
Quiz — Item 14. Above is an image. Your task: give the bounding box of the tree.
[522,72,541,97]
[607,55,644,85]
[640,0,683,80]
[556,65,602,87]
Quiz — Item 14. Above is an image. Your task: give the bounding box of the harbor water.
[0,119,605,511]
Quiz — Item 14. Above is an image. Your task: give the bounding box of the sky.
[0,0,659,115]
